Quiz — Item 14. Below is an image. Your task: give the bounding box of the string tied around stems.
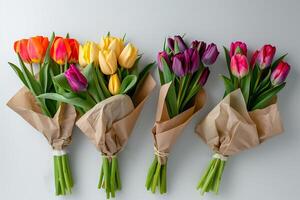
[212,153,228,161]
[53,149,67,156]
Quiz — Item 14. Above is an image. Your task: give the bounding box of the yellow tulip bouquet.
[39,33,156,198]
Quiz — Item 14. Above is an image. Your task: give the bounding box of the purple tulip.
[202,43,219,65]
[198,67,210,86]
[184,48,200,74]
[174,35,187,52]
[172,53,187,77]
[191,40,206,59]
[64,64,88,92]
[157,51,171,71]
[167,38,174,52]
[270,61,290,85]
[256,44,276,69]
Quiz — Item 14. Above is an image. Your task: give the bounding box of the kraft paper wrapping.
[152,83,206,164]
[76,74,156,157]
[7,87,77,150]
[196,89,283,157]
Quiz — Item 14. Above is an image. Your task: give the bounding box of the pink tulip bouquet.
[195,41,290,195]
[146,35,219,194]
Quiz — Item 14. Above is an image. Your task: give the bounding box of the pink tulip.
[270,61,290,85]
[230,54,249,79]
[230,41,247,57]
[256,44,276,69]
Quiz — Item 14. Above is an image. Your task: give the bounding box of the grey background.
[0,0,299,199]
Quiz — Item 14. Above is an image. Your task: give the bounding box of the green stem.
[30,63,34,75]
[151,162,161,193]
[115,157,121,190]
[62,155,71,193]
[197,159,215,189]
[201,159,220,195]
[160,163,167,194]
[145,156,158,190]
[98,164,104,189]
[54,156,60,195]
[254,71,262,91]
[110,158,117,198]
[64,154,73,187]
[57,156,66,195]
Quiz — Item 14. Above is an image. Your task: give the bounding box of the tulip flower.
[191,40,206,59]
[172,53,187,77]
[108,73,121,95]
[67,38,79,63]
[270,61,290,85]
[118,43,138,69]
[14,39,31,63]
[99,50,118,75]
[198,67,210,86]
[157,51,171,71]
[230,54,249,79]
[100,36,124,57]
[229,41,247,57]
[250,50,259,68]
[27,36,49,63]
[202,43,219,65]
[79,41,100,67]
[167,37,174,51]
[256,44,276,69]
[64,64,88,92]
[174,35,187,52]
[50,37,72,65]
[184,48,200,74]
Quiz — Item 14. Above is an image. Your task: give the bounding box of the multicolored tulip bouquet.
[195,41,290,195]
[7,33,79,195]
[146,35,219,194]
[39,33,156,198]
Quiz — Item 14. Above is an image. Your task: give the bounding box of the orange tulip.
[50,37,72,65]
[67,38,79,63]
[14,39,31,63]
[27,36,49,63]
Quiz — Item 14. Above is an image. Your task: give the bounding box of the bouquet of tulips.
[39,33,156,198]
[7,33,79,195]
[195,41,290,195]
[145,35,219,194]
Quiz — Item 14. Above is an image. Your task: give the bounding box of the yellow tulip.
[98,50,118,75]
[79,41,99,67]
[118,43,138,69]
[108,73,121,95]
[100,36,124,57]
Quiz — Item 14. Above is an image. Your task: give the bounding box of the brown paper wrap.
[196,89,283,157]
[152,83,206,164]
[7,87,77,150]
[76,74,156,157]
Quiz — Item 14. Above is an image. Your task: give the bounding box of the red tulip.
[230,41,247,57]
[27,36,49,63]
[250,50,259,68]
[270,61,290,85]
[256,44,276,69]
[230,54,249,79]
[14,39,31,63]
[157,51,171,71]
[50,37,72,65]
[67,38,79,63]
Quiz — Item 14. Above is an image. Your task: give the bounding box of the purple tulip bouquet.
[146,35,219,194]
[195,41,291,195]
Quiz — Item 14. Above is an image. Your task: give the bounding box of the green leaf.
[39,63,49,92]
[180,84,201,112]
[251,83,286,110]
[44,32,55,64]
[223,46,234,82]
[162,58,173,83]
[241,73,251,105]
[137,61,155,84]
[95,67,111,98]
[82,63,103,102]
[221,75,234,95]
[255,69,271,94]
[165,82,178,118]
[53,73,72,91]
[8,62,28,88]
[158,68,165,85]
[120,75,138,94]
[271,54,287,70]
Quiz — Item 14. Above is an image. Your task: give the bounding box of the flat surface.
[0,0,299,199]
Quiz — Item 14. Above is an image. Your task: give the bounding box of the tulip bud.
[270,61,290,85]
[108,73,121,95]
[256,44,276,69]
[172,53,187,77]
[184,48,200,74]
[198,67,210,86]
[191,40,206,59]
[14,39,31,63]
[202,43,219,65]
[98,50,118,75]
[64,64,88,92]
[174,35,187,52]
[67,38,79,63]
[229,41,247,57]
[230,54,249,79]
[118,43,138,69]
[167,37,174,51]
[79,41,100,67]
[50,37,72,65]
[100,36,124,57]
[250,50,259,68]
[27,36,49,63]
[157,51,171,71]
